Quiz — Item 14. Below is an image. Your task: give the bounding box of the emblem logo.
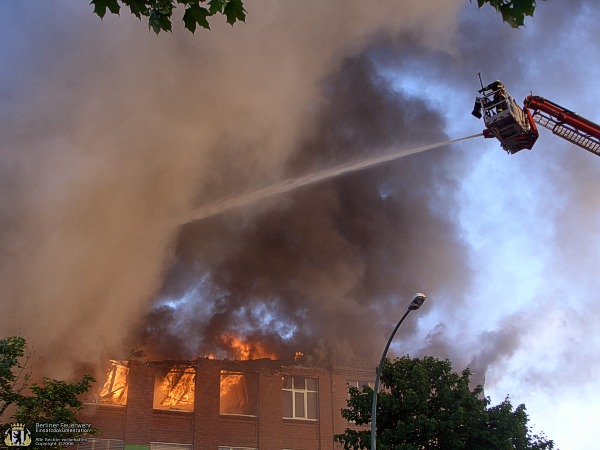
[4,423,32,447]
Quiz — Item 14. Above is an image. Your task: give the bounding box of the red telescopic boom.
[524,95,600,157]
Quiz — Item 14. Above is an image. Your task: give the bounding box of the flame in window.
[220,371,257,415]
[98,360,129,405]
[154,366,196,411]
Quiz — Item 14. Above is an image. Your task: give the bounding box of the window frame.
[153,365,196,412]
[346,380,374,425]
[282,375,319,421]
[219,370,258,417]
[346,380,374,392]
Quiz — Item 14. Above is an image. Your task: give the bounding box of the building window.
[220,371,258,416]
[153,365,196,411]
[76,438,124,449]
[150,443,193,450]
[346,380,374,424]
[282,375,318,420]
[347,380,373,391]
[96,361,129,406]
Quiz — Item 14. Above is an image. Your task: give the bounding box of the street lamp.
[370,293,426,450]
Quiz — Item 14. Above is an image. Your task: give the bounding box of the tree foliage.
[90,0,246,34]
[473,0,539,28]
[90,0,537,35]
[0,336,97,448]
[0,336,31,417]
[334,356,556,450]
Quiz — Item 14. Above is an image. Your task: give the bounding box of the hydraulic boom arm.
[524,95,600,157]
[472,78,600,158]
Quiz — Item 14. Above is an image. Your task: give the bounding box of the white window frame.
[282,375,318,420]
[347,380,374,390]
[346,380,374,425]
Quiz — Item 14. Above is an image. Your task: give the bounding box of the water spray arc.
[185,133,483,224]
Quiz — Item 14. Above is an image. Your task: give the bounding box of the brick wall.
[152,410,194,444]
[194,361,221,450]
[78,403,125,439]
[80,359,374,450]
[124,361,154,445]
[257,368,282,450]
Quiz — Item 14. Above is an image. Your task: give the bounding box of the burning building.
[78,357,374,450]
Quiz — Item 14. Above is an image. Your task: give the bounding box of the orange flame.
[98,360,129,405]
[220,372,238,396]
[218,334,278,360]
[154,366,195,411]
[220,371,257,415]
[220,372,245,403]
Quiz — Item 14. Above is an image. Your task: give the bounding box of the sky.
[1,1,599,448]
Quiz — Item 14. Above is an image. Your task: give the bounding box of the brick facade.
[78,359,374,450]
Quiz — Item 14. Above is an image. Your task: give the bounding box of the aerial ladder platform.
[472,78,600,158]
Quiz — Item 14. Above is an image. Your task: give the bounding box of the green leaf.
[149,5,173,34]
[90,0,120,19]
[223,0,246,25]
[183,4,211,33]
[208,0,227,14]
[471,0,537,28]
[121,0,148,19]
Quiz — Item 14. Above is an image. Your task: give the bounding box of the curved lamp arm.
[370,293,426,450]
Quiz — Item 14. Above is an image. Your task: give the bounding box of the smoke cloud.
[385,0,600,396]
[0,1,465,376]
[140,52,473,365]
[2,5,598,426]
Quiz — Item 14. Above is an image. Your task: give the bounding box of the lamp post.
[370,293,426,450]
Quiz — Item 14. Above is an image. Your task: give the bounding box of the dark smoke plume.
[0,1,466,377]
[5,1,598,403]
[138,54,473,366]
